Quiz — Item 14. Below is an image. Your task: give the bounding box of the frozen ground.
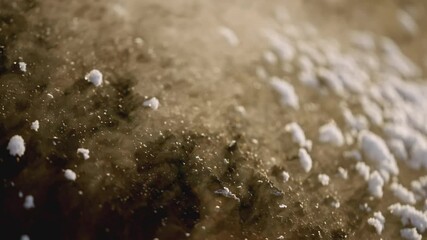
[1,0,427,239]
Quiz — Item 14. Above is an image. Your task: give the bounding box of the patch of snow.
[298,70,319,88]
[349,31,375,51]
[297,55,314,72]
[264,29,295,61]
[134,37,144,45]
[356,161,370,181]
[318,174,330,186]
[387,139,408,161]
[77,148,90,160]
[285,122,308,147]
[297,41,325,65]
[143,97,160,110]
[256,66,268,80]
[318,122,344,147]
[358,130,399,176]
[401,228,422,240]
[281,171,290,182]
[270,77,299,109]
[331,200,340,209]
[263,51,278,65]
[397,10,418,35]
[389,203,427,232]
[342,107,369,131]
[381,38,420,78]
[338,167,348,180]
[214,187,240,202]
[338,69,367,94]
[411,176,427,198]
[360,202,372,212]
[344,132,354,145]
[409,142,427,170]
[367,211,385,234]
[85,69,103,87]
[7,135,25,157]
[383,123,424,150]
[219,26,239,47]
[390,182,417,205]
[31,120,39,132]
[64,169,77,181]
[298,148,312,173]
[344,150,362,161]
[235,105,246,115]
[316,67,345,96]
[23,195,35,209]
[360,96,383,126]
[19,62,27,72]
[279,204,287,209]
[368,171,384,198]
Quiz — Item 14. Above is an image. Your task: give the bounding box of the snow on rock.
[298,148,312,173]
[338,69,367,94]
[360,96,383,126]
[214,187,240,202]
[20,235,30,240]
[19,62,27,72]
[281,171,290,182]
[297,55,314,72]
[7,135,25,157]
[358,130,399,176]
[143,97,160,110]
[381,38,421,78]
[368,171,384,198]
[344,132,354,145]
[338,167,348,180]
[411,176,427,198]
[31,120,39,132]
[401,228,422,240]
[389,203,427,233]
[342,107,369,131]
[318,122,344,146]
[298,70,319,88]
[390,182,417,205]
[367,211,385,234]
[383,123,425,149]
[331,200,340,209]
[316,67,345,96]
[64,169,77,181]
[270,77,299,109]
[218,26,239,47]
[408,142,427,170]
[344,150,362,161]
[85,69,103,87]
[23,195,35,209]
[285,122,310,148]
[235,105,246,115]
[263,51,278,65]
[297,41,325,65]
[256,66,268,80]
[349,31,376,51]
[397,10,418,35]
[318,174,330,186]
[354,161,370,181]
[77,148,90,160]
[264,29,295,62]
[387,139,408,161]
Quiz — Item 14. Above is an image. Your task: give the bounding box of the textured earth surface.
[1,0,427,239]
